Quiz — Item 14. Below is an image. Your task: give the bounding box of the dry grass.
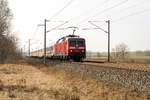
[0,59,149,100]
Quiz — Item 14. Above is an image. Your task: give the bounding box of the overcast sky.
[8,0,150,52]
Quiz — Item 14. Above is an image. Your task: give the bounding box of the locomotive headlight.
[70,50,73,52]
[82,50,84,52]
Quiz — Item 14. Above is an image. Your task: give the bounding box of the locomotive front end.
[68,38,86,61]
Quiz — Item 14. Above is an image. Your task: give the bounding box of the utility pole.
[87,20,111,62]
[23,45,25,57]
[28,39,30,56]
[38,19,48,64]
[37,20,68,64]
[106,20,110,62]
[21,48,23,57]
[44,19,47,64]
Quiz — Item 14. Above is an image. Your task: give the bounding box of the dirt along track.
[40,58,150,92]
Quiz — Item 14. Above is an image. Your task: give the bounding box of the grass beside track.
[0,59,149,100]
[84,57,150,72]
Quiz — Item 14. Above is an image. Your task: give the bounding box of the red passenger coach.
[52,35,86,61]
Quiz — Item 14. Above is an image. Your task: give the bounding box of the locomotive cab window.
[77,40,84,45]
[69,40,76,45]
[69,40,85,45]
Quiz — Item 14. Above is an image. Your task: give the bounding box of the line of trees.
[0,0,20,63]
[136,50,150,57]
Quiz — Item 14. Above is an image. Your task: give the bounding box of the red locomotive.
[30,35,86,61]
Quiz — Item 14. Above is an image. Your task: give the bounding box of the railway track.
[31,58,150,92]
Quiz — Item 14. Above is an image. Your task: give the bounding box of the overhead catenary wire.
[44,0,75,43]
[67,0,111,22]
[32,0,75,39]
[76,0,128,25]
[112,8,150,22]
[46,21,68,32]
[76,0,150,30]
[47,0,75,20]
[46,0,128,31]
[37,0,75,64]
[29,0,150,54]
[91,0,128,17]
[75,0,149,26]
[30,0,74,52]
[112,0,149,14]
[31,25,40,40]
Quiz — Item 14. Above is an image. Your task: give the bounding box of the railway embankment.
[30,58,150,92]
[53,61,150,92]
[1,58,149,100]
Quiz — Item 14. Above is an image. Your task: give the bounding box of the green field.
[86,51,150,63]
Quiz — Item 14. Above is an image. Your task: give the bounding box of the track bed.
[45,60,150,92]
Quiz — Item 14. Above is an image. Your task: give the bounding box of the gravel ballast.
[54,62,150,92]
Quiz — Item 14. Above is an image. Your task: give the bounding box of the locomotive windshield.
[69,40,76,45]
[69,40,85,45]
[77,40,84,45]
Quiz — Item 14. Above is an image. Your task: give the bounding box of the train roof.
[56,35,84,43]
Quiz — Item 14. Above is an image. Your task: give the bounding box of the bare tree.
[112,43,129,60]
[0,0,12,35]
[0,0,19,63]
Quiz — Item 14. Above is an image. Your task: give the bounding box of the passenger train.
[30,35,86,61]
